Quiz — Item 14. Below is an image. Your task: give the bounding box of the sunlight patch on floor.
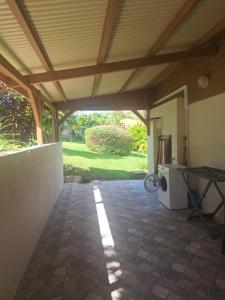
[93,185,124,300]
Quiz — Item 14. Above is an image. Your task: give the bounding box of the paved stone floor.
[14,180,225,300]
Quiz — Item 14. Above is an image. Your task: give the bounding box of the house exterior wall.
[151,35,225,220]
[0,143,63,300]
[149,91,225,221]
[189,92,225,219]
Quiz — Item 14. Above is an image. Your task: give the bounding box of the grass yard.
[63,142,147,181]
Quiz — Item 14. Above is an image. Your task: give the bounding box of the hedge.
[85,125,132,156]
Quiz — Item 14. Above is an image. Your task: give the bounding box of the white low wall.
[0,143,63,300]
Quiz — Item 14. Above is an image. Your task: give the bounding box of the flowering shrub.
[85,125,132,156]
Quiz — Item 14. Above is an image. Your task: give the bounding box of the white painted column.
[147,119,158,173]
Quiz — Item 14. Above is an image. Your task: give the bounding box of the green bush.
[85,125,132,156]
[128,124,147,153]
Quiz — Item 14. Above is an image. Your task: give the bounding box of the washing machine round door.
[160,175,167,192]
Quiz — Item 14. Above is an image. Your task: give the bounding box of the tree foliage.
[0,86,36,144]
[62,113,107,142]
[128,124,147,153]
[42,111,54,143]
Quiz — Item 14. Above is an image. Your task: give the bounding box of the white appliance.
[157,164,187,209]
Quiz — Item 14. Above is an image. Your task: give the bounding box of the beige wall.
[189,92,225,216]
[149,91,225,220]
[0,143,63,300]
[150,97,186,165]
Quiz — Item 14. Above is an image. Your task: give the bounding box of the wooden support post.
[146,109,150,136]
[28,89,44,145]
[52,110,60,142]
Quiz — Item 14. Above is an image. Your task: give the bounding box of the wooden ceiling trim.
[24,46,217,84]
[6,0,67,102]
[119,0,200,92]
[146,17,225,88]
[92,0,119,97]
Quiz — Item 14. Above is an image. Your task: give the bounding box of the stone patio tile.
[152,285,170,299]
[137,249,149,258]
[14,181,225,300]
[171,262,186,273]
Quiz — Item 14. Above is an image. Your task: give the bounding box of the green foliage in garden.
[128,123,147,153]
[0,85,37,151]
[0,86,36,144]
[85,125,133,156]
[62,113,107,142]
[106,111,131,125]
[42,111,53,143]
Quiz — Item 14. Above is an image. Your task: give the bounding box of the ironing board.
[178,166,225,253]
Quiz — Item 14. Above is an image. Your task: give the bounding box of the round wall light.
[198,74,210,88]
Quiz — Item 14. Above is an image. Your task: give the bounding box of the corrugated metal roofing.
[0,0,44,74]
[107,0,186,62]
[164,0,225,52]
[60,77,95,99]
[1,0,225,103]
[35,82,63,102]
[22,0,108,69]
[126,64,170,91]
[97,70,134,95]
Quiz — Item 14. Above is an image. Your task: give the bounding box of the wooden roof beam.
[25,46,217,84]
[55,89,153,111]
[120,0,200,92]
[6,0,67,102]
[92,0,119,97]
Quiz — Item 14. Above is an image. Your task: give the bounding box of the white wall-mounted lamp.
[198,74,210,88]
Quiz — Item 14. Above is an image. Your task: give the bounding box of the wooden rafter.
[119,0,200,92]
[6,0,67,102]
[146,17,225,88]
[24,46,217,84]
[92,0,118,97]
[194,17,225,47]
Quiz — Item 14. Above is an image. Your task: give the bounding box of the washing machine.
[157,164,187,209]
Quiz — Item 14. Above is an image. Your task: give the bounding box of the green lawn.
[63,142,147,181]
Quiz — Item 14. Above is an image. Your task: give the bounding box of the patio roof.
[1,0,225,145]
[1,0,225,105]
